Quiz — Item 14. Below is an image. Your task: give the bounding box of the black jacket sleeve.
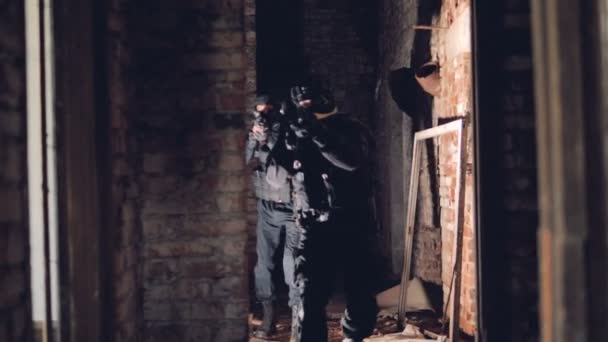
[311,118,372,171]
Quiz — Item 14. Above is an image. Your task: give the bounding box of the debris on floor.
[248,277,475,341]
[376,277,433,312]
[248,309,346,342]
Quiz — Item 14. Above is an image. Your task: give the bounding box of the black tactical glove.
[289,114,331,149]
[289,83,334,142]
[289,109,318,138]
[250,94,278,142]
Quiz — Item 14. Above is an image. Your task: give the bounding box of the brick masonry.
[412,141,443,286]
[244,0,259,300]
[302,0,377,125]
[430,0,476,334]
[0,0,31,341]
[376,0,418,277]
[127,0,253,341]
[377,0,448,301]
[106,0,141,341]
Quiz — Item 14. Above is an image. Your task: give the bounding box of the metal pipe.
[38,0,55,340]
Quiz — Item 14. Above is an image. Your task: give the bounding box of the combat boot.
[253,301,276,339]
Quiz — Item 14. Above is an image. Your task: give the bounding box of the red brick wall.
[127,1,253,341]
[430,0,476,335]
[0,0,31,340]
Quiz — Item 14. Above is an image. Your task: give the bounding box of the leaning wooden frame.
[397,118,467,342]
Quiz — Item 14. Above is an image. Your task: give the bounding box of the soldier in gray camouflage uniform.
[246,95,299,339]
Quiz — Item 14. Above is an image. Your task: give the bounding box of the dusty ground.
[249,311,348,342]
[249,302,473,342]
[249,311,403,342]
[249,294,354,342]
[249,294,405,342]
[249,289,473,342]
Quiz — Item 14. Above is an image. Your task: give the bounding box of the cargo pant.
[292,208,379,342]
[254,199,299,307]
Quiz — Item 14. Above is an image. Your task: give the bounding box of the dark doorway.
[256,0,307,99]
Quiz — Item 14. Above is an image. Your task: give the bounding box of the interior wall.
[106,0,141,340]
[127,0,253,340]
[376,0,418,277]
[255,0,305,96]
[302,0,378,125]
[429,0,476,334]
[0,1,31,340]
[376,0,447,294]
[408,0,443,295]
[376,0,478,334]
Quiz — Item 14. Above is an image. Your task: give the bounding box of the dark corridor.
[256,0,307,99]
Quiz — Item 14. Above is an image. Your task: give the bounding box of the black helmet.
[289,82,336,114]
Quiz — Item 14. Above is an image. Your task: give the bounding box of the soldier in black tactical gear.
[246,94,299,339]
[285,82,379,342]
